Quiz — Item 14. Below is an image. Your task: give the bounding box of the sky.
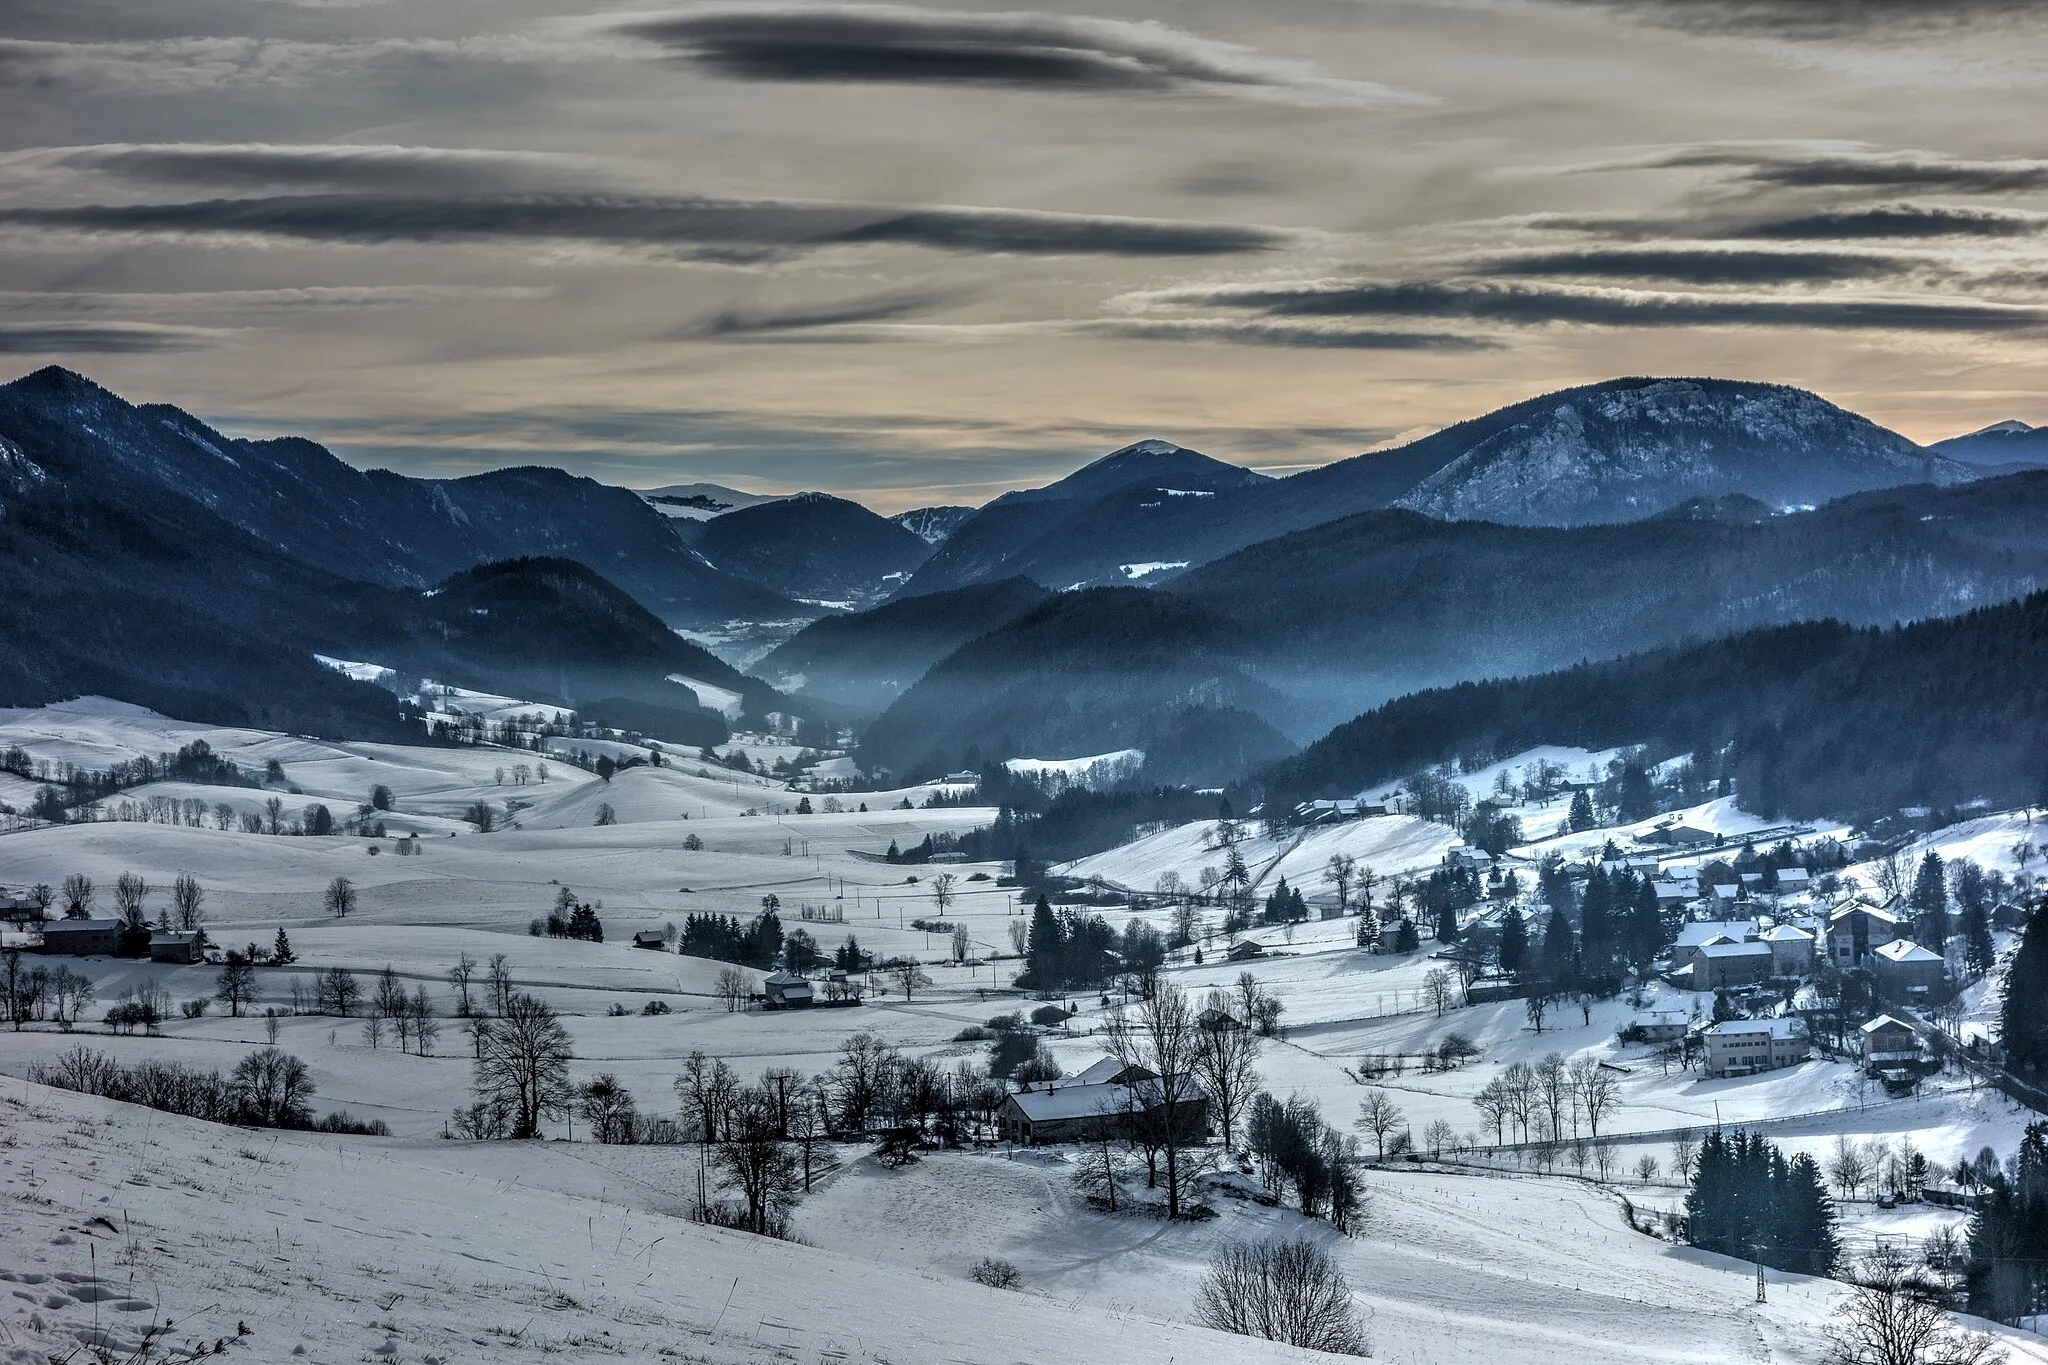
[2,0,2046,512]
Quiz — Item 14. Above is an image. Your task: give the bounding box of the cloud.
[0,192,1286,259]
[0,322,225,354]
[18,142,603,192]
[1608,145,2048,195]
[612,4,1416,106]
[1472,247,1921,285]
[1132,277,2048,333]
[685,287,964,337]
[1545,0,2045,39]
[1724,204,2048,239]
[1075,318,1498,351]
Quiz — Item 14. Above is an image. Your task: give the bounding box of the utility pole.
[1752,1243,1766,1304]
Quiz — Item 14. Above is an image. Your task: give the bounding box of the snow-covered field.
[4,701,2047,1363]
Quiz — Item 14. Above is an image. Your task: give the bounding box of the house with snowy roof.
[762,969,815,1009]
[1827,902,1905,968]
[1692,940,1774,990]
[1703,1017,1809,1078]
[998,1059,1206,1145]
[1871,939,1945,1002]
[1759,923,1815,975]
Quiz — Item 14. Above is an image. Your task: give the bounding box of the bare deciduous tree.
[171,874,205,932]
[889,960,931,1002]
[714,965,752,1012]
[472,992,574,1138]
[447,952,478,1018]
[324,875,357,918]
[61,873,93,918]
[1423,967,1456,1018]
[214,955,256,1017]
[1193,991,1262,1151]
[1106,981,1207,1220]
[1355,1090,1403,1162]
[930,872,956,917]
[1193,1237,1369,1357]
[1822,1246,2000,1365]
[487,953,514,1017]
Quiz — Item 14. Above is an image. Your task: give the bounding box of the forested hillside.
[1260,591,2048,820]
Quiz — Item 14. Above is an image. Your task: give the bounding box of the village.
[2,698,2047,1364]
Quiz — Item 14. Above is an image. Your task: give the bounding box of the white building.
[1759,923,1815,976]
[1703,1017,1810,1078]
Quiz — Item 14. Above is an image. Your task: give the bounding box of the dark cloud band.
[1474,247,1915,285]
[615,4,1404,105]
[1147,278,2048,333]
[0,323,220,354]
[0,192,1284,258]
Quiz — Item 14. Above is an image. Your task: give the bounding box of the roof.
[1009,1082,1127,1122]
[632,930,667,943]
[763,969,809,987]
[1760,924,1814,942]
[1860,1014,1917,1035]
[1776,867,1811,884]
[1831,902,1903,926]
[1708,1017,1806,1041]
[1697,941,1773,960]
[149,931,199,946]
[1674,920,1759,949]
[1070,1056,1156,1086]
[1874,939,1943,965]
[1633,1009,1692,1025]
[44,918,120,933]
[1008,1076,1198,1123]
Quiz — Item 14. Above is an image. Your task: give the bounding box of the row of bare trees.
[1471,1052,1621,1145]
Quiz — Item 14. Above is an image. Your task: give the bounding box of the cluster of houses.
[1,894,207,965]
[1668,901,1948,1003]
[1644,890,1950,1085]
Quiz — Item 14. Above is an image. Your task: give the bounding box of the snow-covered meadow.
[3,701,2047,1363]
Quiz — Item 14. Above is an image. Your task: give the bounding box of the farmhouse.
[1775,867,1812,895]
[148,930,203,964]
[1226,939,1266,962]
[997,1059,1207,1146]
[1859,1014,1923,1074]
[762,970,815,1009]
[41,918,120,956]
[1759,923,1815,975]
[1630,1008,1693,1042]
[1672,920,1760,969]
[1827,902,1905,968]
[632,930,668,951]
[1703,1017,1810,1078]
[1692,940,1774,990]
[1871,939,1946,1002]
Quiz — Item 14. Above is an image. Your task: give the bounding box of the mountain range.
[888,378,1971,599]
[3,363,2037,800]
[0,369,781,743]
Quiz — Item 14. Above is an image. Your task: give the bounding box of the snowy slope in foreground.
[0,1083,1336,1365]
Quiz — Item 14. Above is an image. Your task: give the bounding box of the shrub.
[985,1012,1023,1031]
[181,999,209,1019]
[953,1025,993,1042]
[969,1258,1021,1290]
[641,999,672,1016]
[1030,1005,1071,1028]
[1193,1238,1369,1356]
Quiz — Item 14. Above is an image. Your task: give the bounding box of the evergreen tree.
[1498,906,1527,975]
[1617,761,1655,823]
[1626,877,1664,971]
[1910,850,1950,945]
[1567,790,1596,832]
[1539,903,1575,981]
[1435,898,1459,942]
[1580,869,1614,977]
[1963,900,1997,978]
[272,927,295,965]
[1393,918,1420,953]
[2004,910,2048,1076]
[1024,895,1065,987]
